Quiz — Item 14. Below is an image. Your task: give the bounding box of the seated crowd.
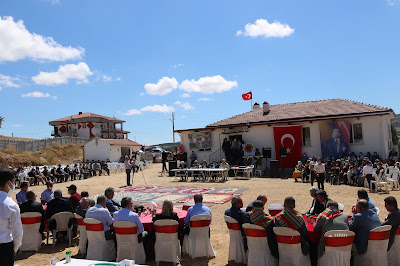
[15,160,110,186]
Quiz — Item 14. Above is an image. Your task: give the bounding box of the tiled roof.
[206,99,393,128]
[102,139,141,146]
[49,112,124,123]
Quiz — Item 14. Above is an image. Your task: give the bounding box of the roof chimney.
[78,112,82,115]
[253,102,260,110]
[263,101,270,115]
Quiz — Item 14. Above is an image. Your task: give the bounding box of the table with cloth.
[139,209,187,232]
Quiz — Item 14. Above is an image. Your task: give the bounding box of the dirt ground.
[12,164,396,266]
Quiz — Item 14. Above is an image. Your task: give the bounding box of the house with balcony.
[49,112,130,139]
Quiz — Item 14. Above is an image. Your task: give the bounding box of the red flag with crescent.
[242,91,252,101]
[273,125,302,168]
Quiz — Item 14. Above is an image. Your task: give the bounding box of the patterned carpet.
[111,185,247,209]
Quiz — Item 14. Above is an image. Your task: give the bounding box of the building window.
[94,124,100,129]
[350,123,363,143]
[109,124,114,130]
[82,123,87,129]
[302,127,311,146]
[68,125,72,131]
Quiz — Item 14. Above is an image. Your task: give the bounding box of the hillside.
[0,135,36,141]
[0,142,83,168]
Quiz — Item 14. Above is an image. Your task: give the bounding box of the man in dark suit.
[307,187,324,215]
[20,191,45,234]
[323,128,350,160]
[382,196,400,251]
[225,196,250,252]
[349,199,381,255]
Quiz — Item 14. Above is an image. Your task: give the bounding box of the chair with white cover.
[182,214,216,259]
[388,227,400,266]
[84,218,116,262]
[113,221,145,264]
[386,168,400,190]
[354,225,391,266]
[154,219,181,266]
[317,230,355,266]
[46,211,74,247]
[20,212,43,251]
[273,227,311,266]
[224,216,247,264]
[243,223,277,266]
[74,213,87,255]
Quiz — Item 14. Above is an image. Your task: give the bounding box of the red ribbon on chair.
[85,223,104,232]
[244,229,267,237]
[114,227,137,235]
[190,220,211,227]
[325,236,355,247]
[76,218,85,226]
[396,227,400,235]
[226,222,241,230]
[21,216,42,224]
[369,230,390,240]
[155,224,179,233]
[276,235,301,244]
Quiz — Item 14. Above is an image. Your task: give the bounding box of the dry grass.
[11,165,398,266]
[0,143,83,168]
[0,135,36,141]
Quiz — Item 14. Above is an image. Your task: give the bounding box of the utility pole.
[169,112,175,151]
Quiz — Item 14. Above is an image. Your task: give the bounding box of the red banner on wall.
[273,125,302,168]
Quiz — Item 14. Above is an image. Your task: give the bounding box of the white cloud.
[21,91,55,99]
[387,0,399,5]
[198,97,212,102]
[144,77,178,96]
[180,75,238,94]
[180,93,191,98]
[13,124,23,127]
[236,18,294,38]
[123,104,175,116]
[32,62,93,85]
[174,101,195,110]
[140,92,145,96]
[0,74,20,90]
[171,64,184,69]
[0,16,84,62]
[123,109,142,115]
[102,75,112,82]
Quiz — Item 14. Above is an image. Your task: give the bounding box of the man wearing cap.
[41,181,54,205]
[67,184,81,210]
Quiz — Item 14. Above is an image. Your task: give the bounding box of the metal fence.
[0,137,91,152]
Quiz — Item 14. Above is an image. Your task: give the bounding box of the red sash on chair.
[114,227,137,235]
[276,235,301,244]
[155,224,179,233]
[369,230,390,240]
[396,227,400,235]
[190,220,211,227]
[76,218,85,226]
[85,223,104,232]
[244,228,267,237]
[226,222,241,230]
[325,236,355,247]
[21,216,42,224]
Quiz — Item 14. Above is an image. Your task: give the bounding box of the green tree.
[391,122,399,146]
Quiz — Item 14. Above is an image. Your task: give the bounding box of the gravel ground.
[12,164,395,266]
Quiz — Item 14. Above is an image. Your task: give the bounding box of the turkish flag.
[273,125,302,168]
[242,91,252,100]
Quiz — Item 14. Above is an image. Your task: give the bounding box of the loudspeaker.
[168,161,177,177]
[270,160,279,178]
[279,148,287,158]
[262,148,271,158]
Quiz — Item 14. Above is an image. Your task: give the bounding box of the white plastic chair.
[354,225,391,266]
[224,216,247,264]
[388,227,400,266]
[273,227,311,266]
[46,211,74,247]
[317,230,355,266]
[371,172,389,194]
[74,213,87,255]
[338,203,344,212]
[243,223,277,266]
[182,214,216,259]
[386,168,400,190]
[84,218,116,262]
[154,219,181,266]
[114,221,145,264]
[20,212,43,251]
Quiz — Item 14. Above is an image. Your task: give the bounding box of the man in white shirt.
[0,168,23,266]
[363,161,375,190]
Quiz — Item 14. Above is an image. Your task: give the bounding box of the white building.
[84,138,142,162]
[175,99,395,166]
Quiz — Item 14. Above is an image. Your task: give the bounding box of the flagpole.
[250,90,252,111]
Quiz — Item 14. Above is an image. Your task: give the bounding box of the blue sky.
[0,0,400,145]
